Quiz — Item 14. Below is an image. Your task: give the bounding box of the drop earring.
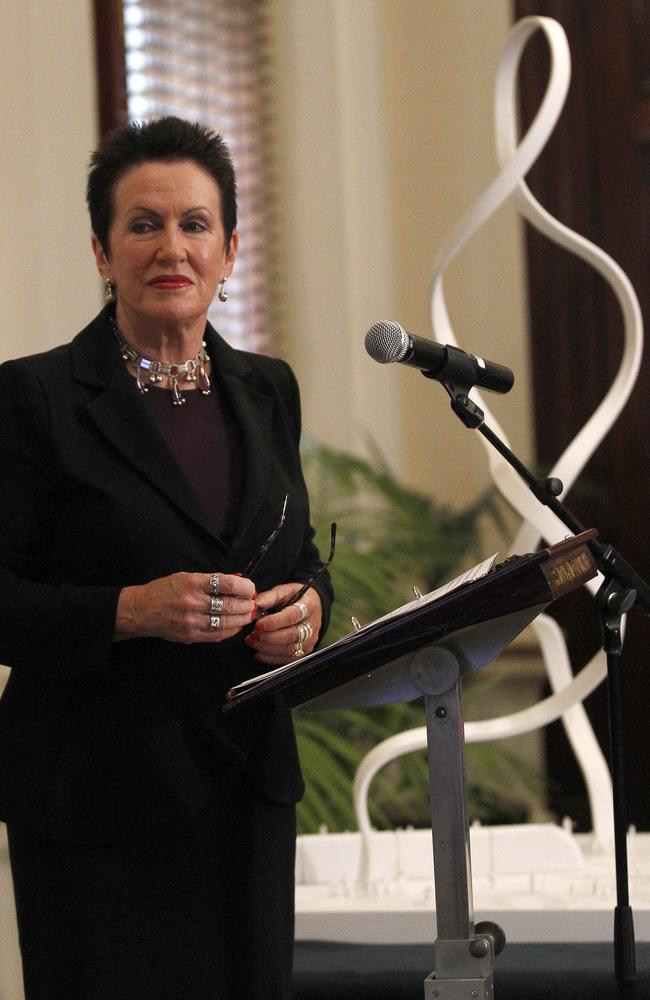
[105,279,115,304]
[218,277,229,303]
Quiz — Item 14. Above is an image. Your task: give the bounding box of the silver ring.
[293,640,304,658]
[295,601,308,622]
[296,622,309,643]
[209,573,220,596]
[303,621,314,640]
[209,615,221,630]
[210,595,224,614]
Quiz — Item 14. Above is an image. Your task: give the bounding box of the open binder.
[225,530,597,998]
[224,529,597,714]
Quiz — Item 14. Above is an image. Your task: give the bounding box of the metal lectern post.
[408,645,502,999]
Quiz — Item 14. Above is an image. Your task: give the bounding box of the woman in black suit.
[0,116,333,1000]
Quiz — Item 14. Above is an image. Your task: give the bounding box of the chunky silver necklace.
[111,319,211,406]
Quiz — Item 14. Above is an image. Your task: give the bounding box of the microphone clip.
[448,390,485,429]
[422,344,485,428]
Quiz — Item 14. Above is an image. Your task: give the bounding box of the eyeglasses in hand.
[241,494,289,578]
[241,494,335,610]
[273,521,337,612]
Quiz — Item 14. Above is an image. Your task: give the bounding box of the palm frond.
[295,438,539,834]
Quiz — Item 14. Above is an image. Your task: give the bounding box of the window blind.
[122,0,271,352]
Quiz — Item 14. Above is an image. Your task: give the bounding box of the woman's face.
[93,159,237,336]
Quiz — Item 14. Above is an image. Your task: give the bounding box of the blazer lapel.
[72,310,229,564]
[70,310,279,569]
[205,327,275,558]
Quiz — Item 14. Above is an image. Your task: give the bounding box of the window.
[96,0,273,352]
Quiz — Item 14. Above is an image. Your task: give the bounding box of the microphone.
[365,320,514,395]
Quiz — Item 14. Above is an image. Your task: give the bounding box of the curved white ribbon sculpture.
[354,16,643,861]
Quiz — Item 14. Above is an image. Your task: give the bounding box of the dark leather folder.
[224,529,597,714]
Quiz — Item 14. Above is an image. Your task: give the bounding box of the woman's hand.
[246,583,323,665]
[114,572,256,644]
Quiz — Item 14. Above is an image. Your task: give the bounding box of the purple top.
[143,385,244,540]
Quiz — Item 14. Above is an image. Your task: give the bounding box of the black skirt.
[8,781,296,1000]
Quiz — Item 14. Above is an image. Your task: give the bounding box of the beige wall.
[0,0,101,363]
[381,0,533,502]
[268,0,532,514]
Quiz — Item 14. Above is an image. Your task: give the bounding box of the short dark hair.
[87,116,237,255]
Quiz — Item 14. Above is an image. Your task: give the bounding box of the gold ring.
[293,640,304,657]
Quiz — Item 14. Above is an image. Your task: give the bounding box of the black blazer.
[0,308,332,845]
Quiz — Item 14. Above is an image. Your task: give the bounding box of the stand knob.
[473,921,506,957]
[544,477,563,497]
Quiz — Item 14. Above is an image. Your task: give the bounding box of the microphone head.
[364,321,409,363]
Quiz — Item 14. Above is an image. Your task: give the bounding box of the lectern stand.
[224,531,598,998]
[392,643,505,999]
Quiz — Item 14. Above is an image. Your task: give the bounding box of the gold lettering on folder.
[543,548,595,596]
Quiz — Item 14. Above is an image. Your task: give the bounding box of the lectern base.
[424,972,494,1000]
[424,937,496,999]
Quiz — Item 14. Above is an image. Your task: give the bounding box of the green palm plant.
[295,437,539,834]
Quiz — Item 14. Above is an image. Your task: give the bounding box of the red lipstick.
[148,275,193,288]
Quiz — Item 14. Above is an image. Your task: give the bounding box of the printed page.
[228,553,498,697]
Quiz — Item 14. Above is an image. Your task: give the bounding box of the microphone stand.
[433,366,650,995]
